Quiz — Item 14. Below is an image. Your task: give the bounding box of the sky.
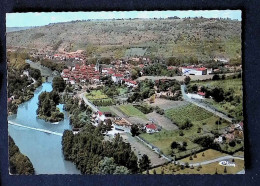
[6,10,241,27]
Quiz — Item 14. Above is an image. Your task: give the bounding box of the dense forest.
[9,136,35,175]
[62,126,139,174]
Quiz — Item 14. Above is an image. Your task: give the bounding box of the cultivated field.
[148,99,189,110]
[86,90,113,104]
[146,112,178,130]
[140,104,230,158]
[165,104,213,125]
[117,104,147,120]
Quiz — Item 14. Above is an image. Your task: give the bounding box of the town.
[7,14,244,175]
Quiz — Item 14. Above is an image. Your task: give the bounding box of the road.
[8,121,63,136]
[79,93,99,112]
[178,155,244,167]
[137,73,235,82]
[181,85,233,123]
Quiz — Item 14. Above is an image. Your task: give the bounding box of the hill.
[7,27,34,33]
[6,18,241,62]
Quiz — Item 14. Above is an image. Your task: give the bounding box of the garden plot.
[146,111,178,131]
[148,98,189,110]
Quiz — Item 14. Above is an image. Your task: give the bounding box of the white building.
[111,74,124,83]
[182,67,207,75]
[187,93,205,100]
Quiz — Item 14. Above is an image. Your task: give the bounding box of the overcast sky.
[6,10,241,27]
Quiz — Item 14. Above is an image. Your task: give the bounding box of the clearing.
[120,132,168,167]
[179,149,228,164]
[117,104,147,120]
[146,111,178,130]
[148,99,189,110]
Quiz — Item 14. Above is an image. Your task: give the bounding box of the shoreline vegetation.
[7,52,43,115]
[9,136,35,175]
[37,91,64,123]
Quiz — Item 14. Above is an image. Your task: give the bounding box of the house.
[112,74,124,83]
[182,66,207,75]
[96,111,106,122]
[197,91,205,97]
[214,136,223,143]
[124,79,138,88]
[113,117,132,132]
[187,93,205,100]
[145,123,158,134]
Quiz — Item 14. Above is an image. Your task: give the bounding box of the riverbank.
[8,82,81,174]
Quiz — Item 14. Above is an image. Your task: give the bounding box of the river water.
[8,82,81,174]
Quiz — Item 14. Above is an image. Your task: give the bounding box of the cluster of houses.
[89,109,160,135]
[61,64,101,84]
[214,121,244,144]
[61,61,139,88]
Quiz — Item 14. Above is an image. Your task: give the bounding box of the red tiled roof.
[197,92,205,96]
[146,124,157,130]
[113,74,124,77]
[183,66,207,71]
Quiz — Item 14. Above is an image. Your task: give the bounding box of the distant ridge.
[6,27,34,33]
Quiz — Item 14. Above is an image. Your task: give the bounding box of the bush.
[229,141,236,147]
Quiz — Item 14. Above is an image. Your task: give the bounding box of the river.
[8,82,81,174]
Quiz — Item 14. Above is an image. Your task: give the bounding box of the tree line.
[9,136,35,175]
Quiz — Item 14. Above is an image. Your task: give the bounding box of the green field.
[86,90,114,106]
[117,104,147,119]
[86,90,109,100]
[140,104,230,158]
[99,106,116,115]
[140,129,202,158]
[165,104,213,125]
[191,78,243,120]
[191,78,242,97]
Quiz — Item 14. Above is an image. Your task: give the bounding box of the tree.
[184,76,191,85]
[131,124,139,136]
[171,141,179,149]
[153,169,157,174]
[212,74,220,80]
[98,157,129,174]
[211,87,224,102]
[138,154,151,172]
[53,76,66,92]
[224,167,227,173]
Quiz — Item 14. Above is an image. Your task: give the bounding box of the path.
[79,93,99,112]
[181,85,233,122]
[8,121,63,136]
[178,155,244,166]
